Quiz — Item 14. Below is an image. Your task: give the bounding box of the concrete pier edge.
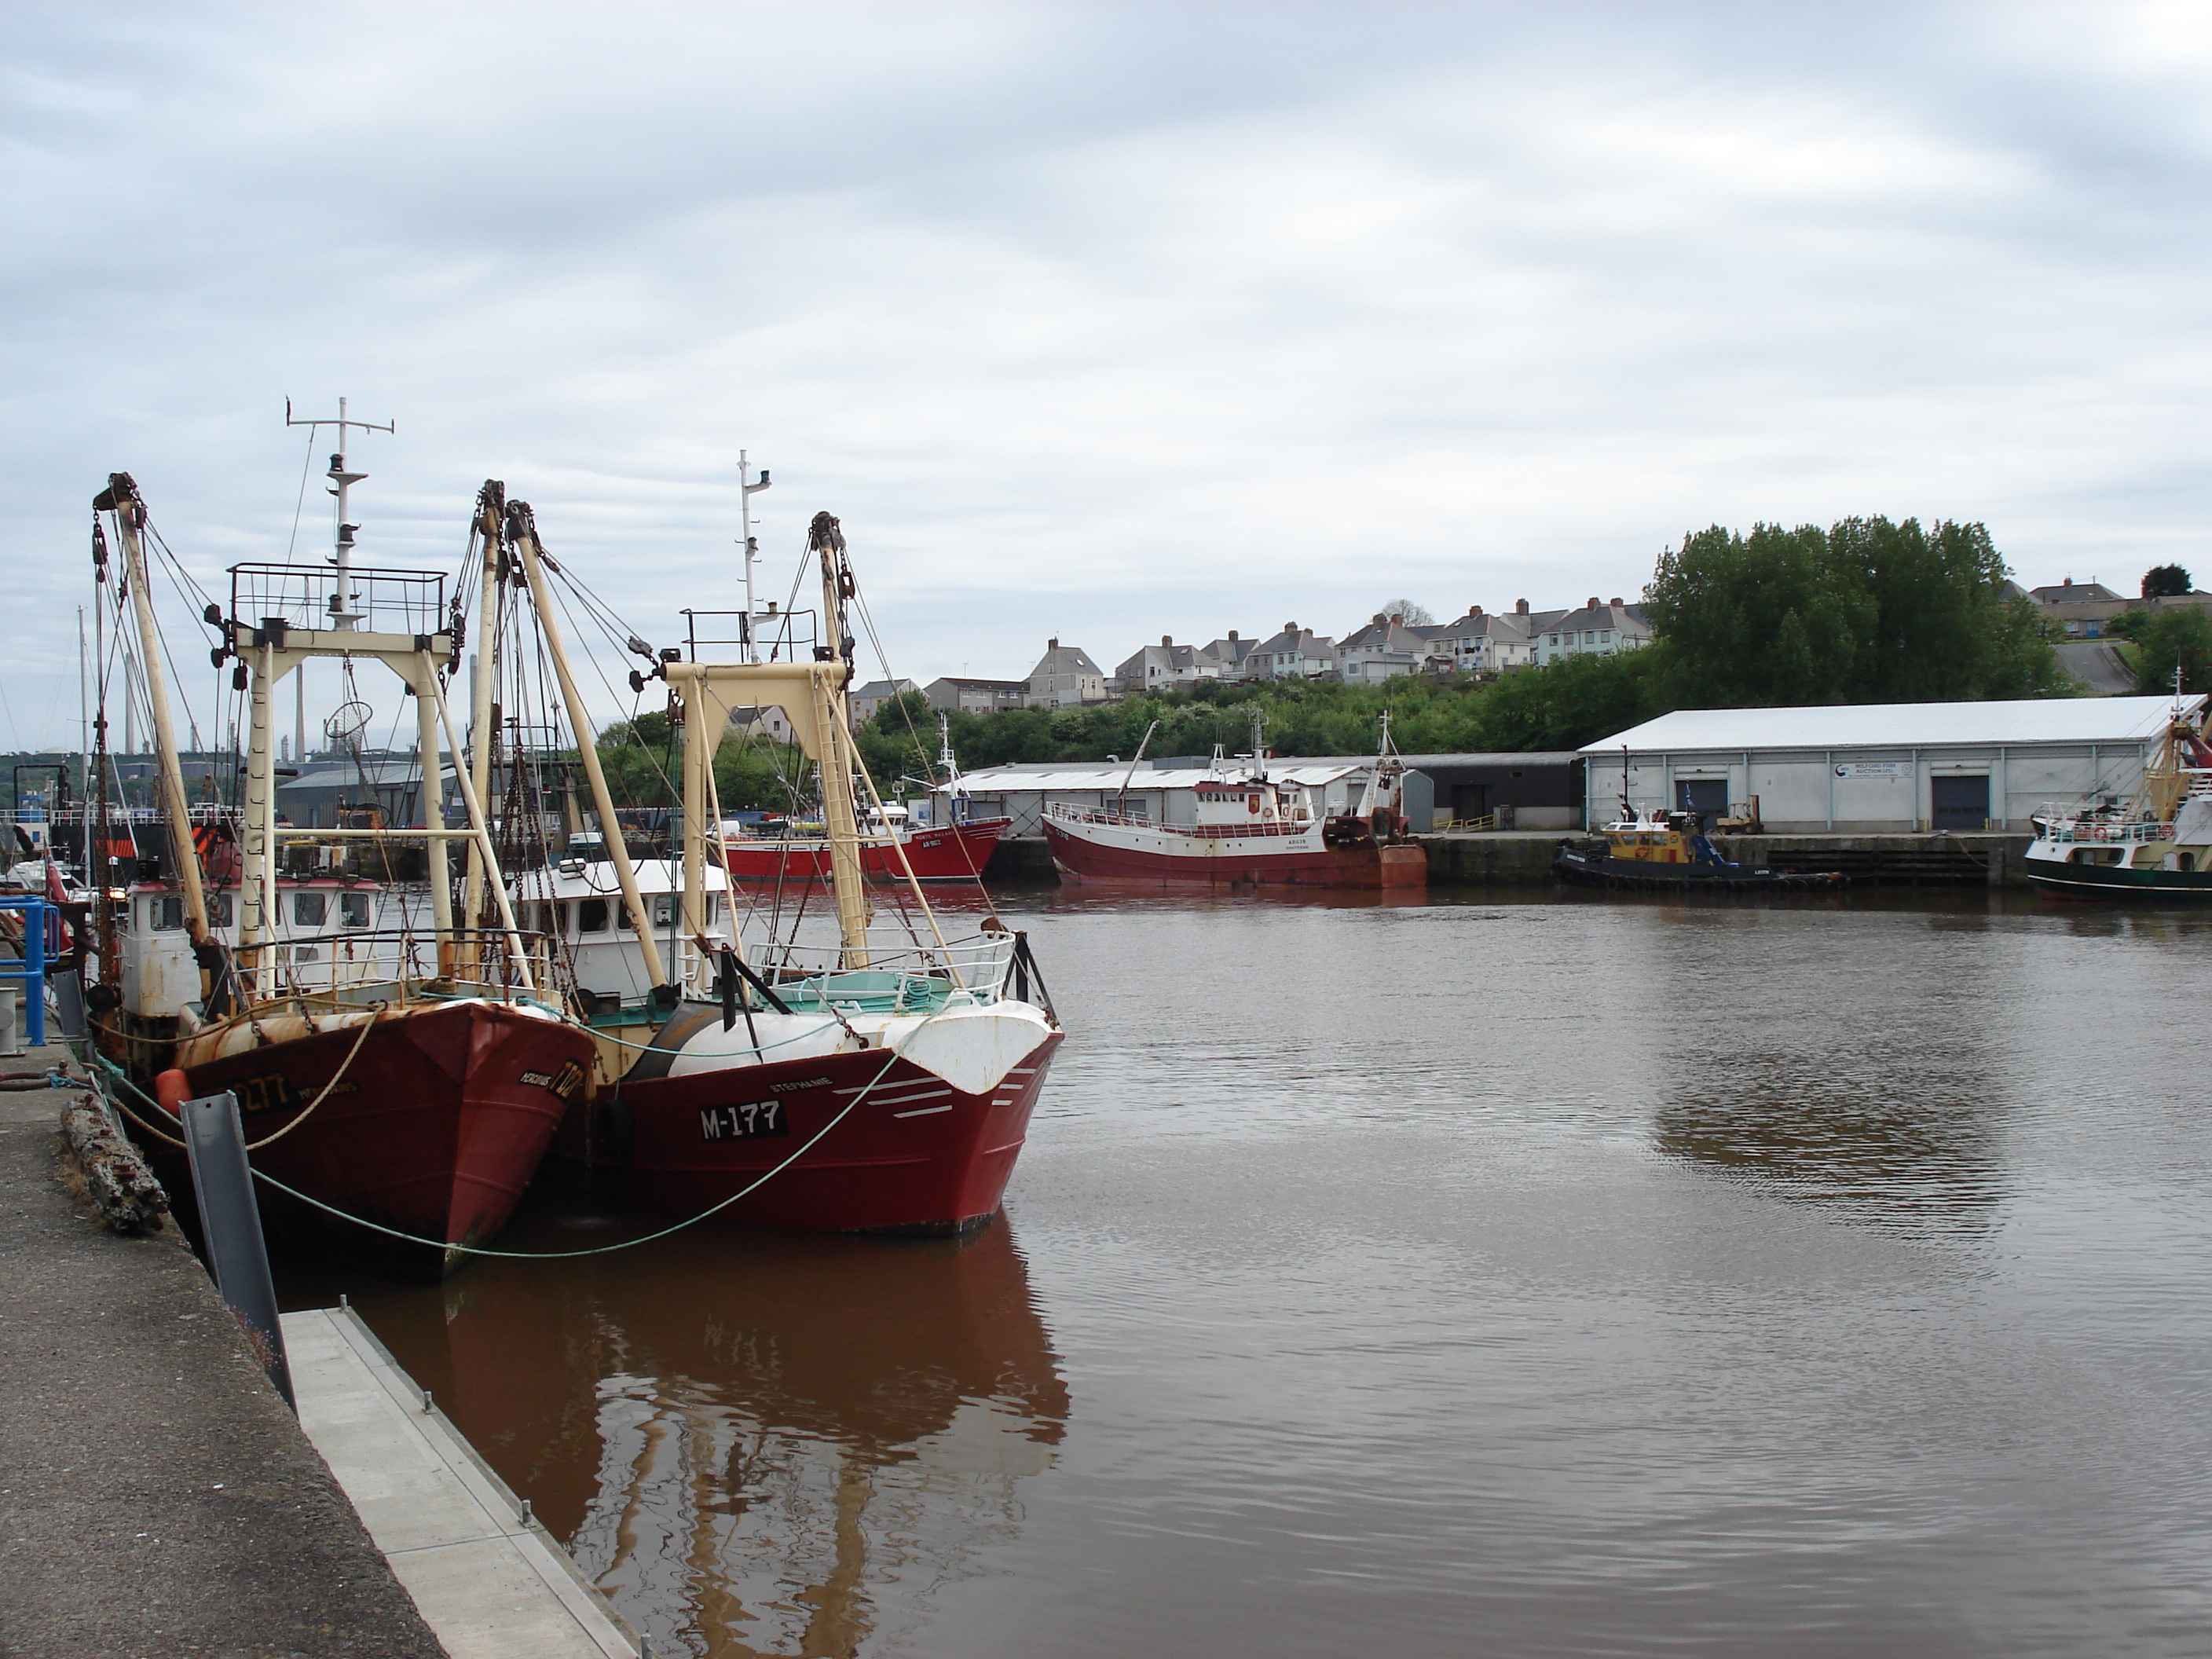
[283,1304,642,1659]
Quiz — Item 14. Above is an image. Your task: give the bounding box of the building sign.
[1833,761,1909,778]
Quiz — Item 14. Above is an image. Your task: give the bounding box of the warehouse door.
[1675,778,1727,826]
[1450,782,1490,819]
[1930,775,1990,830]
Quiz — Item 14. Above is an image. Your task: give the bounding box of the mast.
[96,474,211,954]
[811,512,871,963]
[507,503,668,988]
[288,395,392,631]
[738,451,771,664]
[462,482,504,936]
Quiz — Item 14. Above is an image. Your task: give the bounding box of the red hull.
[166,1002,595,1251]
[718,818,1010,883]
[1043,820,1426,888]
[551,1031,1060,1233]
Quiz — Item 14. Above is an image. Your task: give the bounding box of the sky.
[2,1,2207,755]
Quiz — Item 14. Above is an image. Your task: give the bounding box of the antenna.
[286,396,394,630]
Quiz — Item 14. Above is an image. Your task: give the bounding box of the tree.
[1643,516,2064,708]
[2131,606,2212,695]
[2143,564,2194,599]
[1375,599,1435,625]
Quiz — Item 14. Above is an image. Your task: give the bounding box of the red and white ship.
[93,452,595,1273]
[1043,716,1427,888]
[715,811,1010,884]
[511,507,1063,1235]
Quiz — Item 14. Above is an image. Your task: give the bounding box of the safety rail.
[2032,815,2172,846]
[743,929,1025,1009]
[1047,804,1311,840]
[229,562,448,638]
[230,926,556,1006]
[1435,814,1498,833]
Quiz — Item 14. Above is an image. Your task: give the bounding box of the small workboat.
[1554,805,1844,892]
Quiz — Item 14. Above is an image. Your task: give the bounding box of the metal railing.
[232,927,556,1007]
[1046,804,1310,840]
[229,562,447,637]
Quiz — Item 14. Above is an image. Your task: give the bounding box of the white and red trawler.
[1042,716,1427,888]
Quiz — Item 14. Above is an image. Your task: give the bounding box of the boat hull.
[1043,819,1426,888]
[552,1028,1061,1234]
[159,1000,594,1261]
[1553,842,1844,892]
[2022,855,2212,899]
[718,819,1010,883]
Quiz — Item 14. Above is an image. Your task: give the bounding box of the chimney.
[1162,634,1173,646]
[2062,576,2073,588]
[1471,604,1483,617]
[1285,621,1297,634]
[1048,636,1059,650]
[1586,596,1600,610]
[1609,597,1623,606]
[1388,613,1402,625]
[1229,630,1238,640]
[1516,599,1529,614]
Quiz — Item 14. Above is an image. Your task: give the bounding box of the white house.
[1025,639,1109,708]
[925,676,1029,716]
[1247,622,1337,680]
[1115,636,1201,694]
[1536,599,1650,666]
[1194,632,1258,681]
[1335,615,1430,683]
[1430,605,1535,674]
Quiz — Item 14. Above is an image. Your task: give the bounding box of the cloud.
[1,2,2207,749]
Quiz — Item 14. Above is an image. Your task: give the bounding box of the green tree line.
[592,514,2068,784]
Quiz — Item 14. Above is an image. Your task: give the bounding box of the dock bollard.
[422,1387,433,1414]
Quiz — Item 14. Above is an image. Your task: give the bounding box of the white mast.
[738,451,771,663]
[287,395,393,631]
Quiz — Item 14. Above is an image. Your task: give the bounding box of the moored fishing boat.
[500,501,1063,1234]
[714,810,1011,883]
[90,429,595,1273]
[2022,700,2212,899]
[1041,714,1427,888]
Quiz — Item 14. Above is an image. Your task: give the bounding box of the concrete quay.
[1421,829,2033,888]
[0,1042,444,1658]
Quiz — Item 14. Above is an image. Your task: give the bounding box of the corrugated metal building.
[1582,697,2203,832]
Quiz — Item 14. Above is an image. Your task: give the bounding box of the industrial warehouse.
[1581,695,2202,833]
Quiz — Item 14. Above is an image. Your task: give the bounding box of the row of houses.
[855,597,1654,720]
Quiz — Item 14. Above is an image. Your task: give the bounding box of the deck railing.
[1046,804,1309,840]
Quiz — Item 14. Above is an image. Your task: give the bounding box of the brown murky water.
[282,885,2212,1657]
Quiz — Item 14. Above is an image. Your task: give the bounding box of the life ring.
[2092,825,2110,840]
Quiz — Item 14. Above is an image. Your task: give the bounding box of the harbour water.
[281,884,2212,1657]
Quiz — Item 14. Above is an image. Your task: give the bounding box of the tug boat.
[1554,805,1844,892]
[1041,715,1427,888]
[2022,703,2212,899]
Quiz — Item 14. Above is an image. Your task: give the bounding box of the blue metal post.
[0,896,50,1048]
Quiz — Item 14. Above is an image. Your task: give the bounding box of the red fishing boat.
[716,812,1010,883]
[92,447,594,1273]
[1043,714,1427,888]
[512,507,1064,1234]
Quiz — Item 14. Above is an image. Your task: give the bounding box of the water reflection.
[341,1219,1066,1657]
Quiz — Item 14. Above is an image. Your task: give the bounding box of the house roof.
[1249,625,1335,657]
[1584,695,2204,754]
[1027,643,1105,679]
[1544,600,1650,636]
[850,678,917,700]
[1435,609,1530,642]
[1339,617,1430,654]
[2030,580,2122,602]
[928,676,1028,692]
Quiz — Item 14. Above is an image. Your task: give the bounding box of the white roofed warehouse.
[1581,697,2204,833]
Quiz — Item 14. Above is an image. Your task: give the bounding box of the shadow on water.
[280,1207,1066,1658]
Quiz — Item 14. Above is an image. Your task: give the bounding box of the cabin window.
[293,892,327,928]
[616,899,633,933]
[340,892,371,928]
[579,897,610,935]
[148,895,185,931]
[207,894,234,926]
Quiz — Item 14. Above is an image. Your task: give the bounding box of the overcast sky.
[3,2,2207,754]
